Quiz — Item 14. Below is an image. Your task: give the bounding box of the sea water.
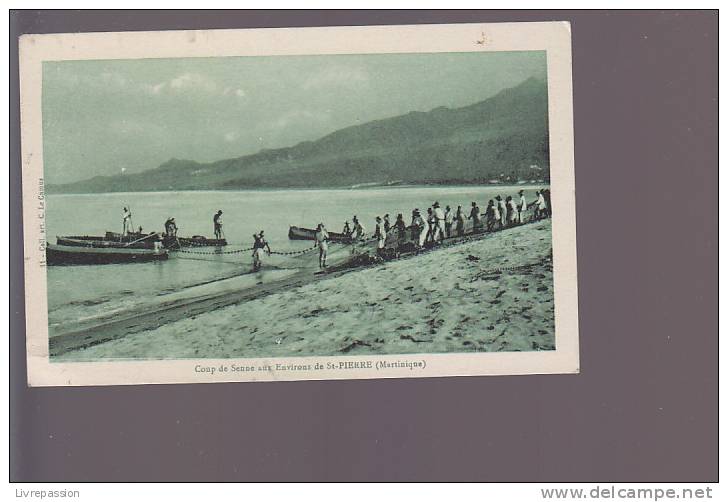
[45,185,547,334]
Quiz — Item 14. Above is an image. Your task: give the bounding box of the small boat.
[162,235,227,248]
[288,226,353,243]
[46,243,168,266]
[56,233,161,250]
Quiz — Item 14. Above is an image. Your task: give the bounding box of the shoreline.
[54,219,555,360]
[46,183,551,197]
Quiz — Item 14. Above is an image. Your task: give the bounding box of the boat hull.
[288,226,353,243]
[46,244,168,266]
[56,235,161,250]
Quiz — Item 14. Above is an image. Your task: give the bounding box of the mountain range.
[47,77,550,194]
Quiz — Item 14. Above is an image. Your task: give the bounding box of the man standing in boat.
[252,230,271,271]
[315,223,329,268]
[164,217,178,237]
[352,216,366,240]
[122,207,132,236]
[213,210,223,240]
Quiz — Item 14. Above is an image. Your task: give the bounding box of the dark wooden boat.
[288,226,353,243]
[56,233,162,250]
[162,235,227,248]
[46,243,168,266]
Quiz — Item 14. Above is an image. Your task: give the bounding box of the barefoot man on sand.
[252,230,271,271]
[315,223,329,268]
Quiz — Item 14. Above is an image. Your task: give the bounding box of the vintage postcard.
[19,22,578,386]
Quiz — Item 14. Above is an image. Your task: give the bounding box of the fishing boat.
[288,226,353,243]
[162,235,227,248]
[56,232,162,250]
[46,243,168,266]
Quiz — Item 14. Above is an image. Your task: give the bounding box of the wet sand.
[55,220,555,360]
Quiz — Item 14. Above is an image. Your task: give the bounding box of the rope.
[172,255,248,266]
[171,243,318,257]
[269,243,318,256]
[172,246,254,256]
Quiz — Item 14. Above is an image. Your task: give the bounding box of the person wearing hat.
[374,216,386,256]
[425,208,437,245]
[496,195,508,229]
[469,201,482,233]
[432,201,446,243]
[410,209,419,241]
[315,223,329,268]
[213,210,224,240]
[518,190,528,224]
[412,209,428,248]
[383,214,391,234]
[252,230,271,271]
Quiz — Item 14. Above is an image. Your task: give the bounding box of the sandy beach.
[57,219,555,361]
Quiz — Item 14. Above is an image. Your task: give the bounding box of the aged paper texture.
[20,22,578,386]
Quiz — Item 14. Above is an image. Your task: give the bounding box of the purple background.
[10,10,718,481]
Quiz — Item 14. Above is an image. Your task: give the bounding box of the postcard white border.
[19,21,578,386]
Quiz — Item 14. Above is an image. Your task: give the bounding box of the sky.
[42,51,546,184]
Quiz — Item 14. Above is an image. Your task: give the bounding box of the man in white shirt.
[518,190,527,223]
[315,223,329,268]
[374,216,386,256]
[497,196,508,229]
[122,207,132,236]
[413,210,428,248]
[432,201,446,243]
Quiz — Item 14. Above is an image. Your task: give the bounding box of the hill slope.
[48,77,550,193]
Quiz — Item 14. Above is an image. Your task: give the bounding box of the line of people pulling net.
[312,188,551,269]
[129,188,550,271]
